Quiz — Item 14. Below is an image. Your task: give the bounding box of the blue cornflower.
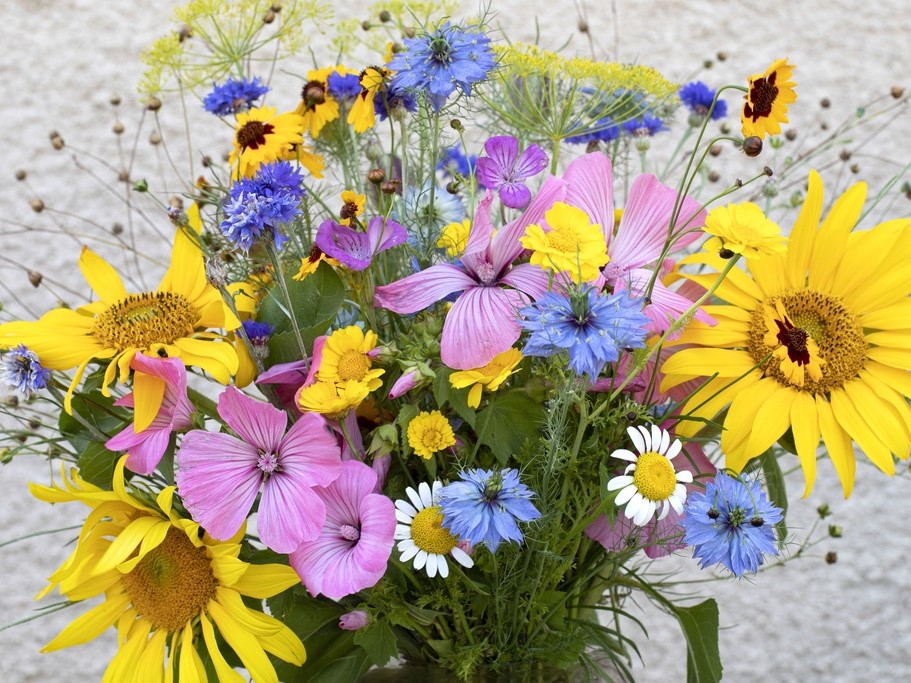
[439,468,541,553]
[1,344,51,395]
[388,22,496,111]
[566,116,620,144]
[327,71,362,101]
[242,320,273,345]
[681,470,783,577]
[679,81,727,120]
[622,115,669,137]
[374,82,418,121]
[221,161,305,251]
[519,290,649,380]
[438,144,478,180]
[203,76,269,116]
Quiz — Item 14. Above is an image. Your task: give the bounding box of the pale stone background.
[1,1,910,681]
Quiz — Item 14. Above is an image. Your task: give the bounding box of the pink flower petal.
[490,175,566,272]
[259,475,326,552]
[217,385,287,453]
[374,264,476,314]
[122,427,171,475]
[498,263,551,301]
[499,182,532,210]
[278,412,342,487]
[513,143,548,180]
[441,286,526,369]
[563,153,615,237]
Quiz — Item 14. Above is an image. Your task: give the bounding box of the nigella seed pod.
[149,132,161,145]
[820,97,831,109]
[891,86,905,99]
[749,517,765,527]
[708,170,721,183]
[784,128,797,141]
[113,122,125,135]
[445,181,460,195]
[110,94,122,106]
[378,10,391,22]
[263,10,276,23]
[709,144,722,157]
[30,199,44,213]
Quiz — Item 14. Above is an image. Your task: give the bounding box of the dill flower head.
[203,75,269,116]
[741,58,797,139]
[407,409,456,459]
[702,201,787,259]
[1,344,50,395]
[388,21,496,111]
[521,202,610,283]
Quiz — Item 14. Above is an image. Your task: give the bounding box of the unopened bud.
[850,163,860,174]
[28,271,42,287]
[178,25,192,41]
[378,10,391,22]
[784,128,797,141]
[825,551,838,565]
[118,170,130,183]
[716,51,728,61]
[718,247,735,259]
[709,144,722,157]
[112,222,124,235]
[817,503,831,518]
[30,199,44,213]
[263,9,276,23]
[404,27,415,38]
[14,169,26,181]
[708,170,721,183]
[271,2,282,11]
[133,179,149,192]
[891,86,905,99]
[110,94,122,106]
[763,166,773,177]
[112,122,125,135]
[445,181,459,194]
[720,122,731,135]
[820,97,831,109]
[578,19,589,33]
[450,118,463,132]
[361,20,372,31]
[149,131,161,145]
[839,149,852,161]
[828,524,843,538]
[380,179,401,195]
[367,168,385,184]
[50,135,65,150]
[741,136,763,157]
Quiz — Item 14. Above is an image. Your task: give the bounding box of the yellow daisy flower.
[741,58,797,140]
[295,66,345,139]
[661,170,911,497]
[316,326,385,391]
[436,219,472,258]
[408,410,456,459]
[230,105,305,178]
[449,347,523,408]
[521,202,610,284]
[293,246,340,281]
[339,190,366,226]
[0,228,239,416]
[702,202,787,259]
[31,457,305,682]
[296,379,371,419]
[348,66,388,134]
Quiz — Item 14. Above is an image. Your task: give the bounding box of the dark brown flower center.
[744,71,779,122]
[236,120,274,150]
[302,80,326,109]
[340,201,359,220]
[774,316,810,365]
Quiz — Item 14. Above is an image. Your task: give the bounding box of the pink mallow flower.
[316,216,408,271]
[105,353,193,475]
[290,460,395,600]
[374,179,566,369]
[175,385,342,553]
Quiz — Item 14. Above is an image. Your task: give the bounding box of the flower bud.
[112,222,124,235]
[891,86,905,99]
[708,170,721,183]
[112,122,125,135]
[820,97,831,109]
[380,179,401,195]
[30,199,44,213]
[450,118,463,132]
[367,168,385,184]
[825,551,838,564]
[15,169,26,181]
[147,97,162,111]
[741,136,763,157]
[378,10,391,22]
[784,128,797,141]
[263,9,276,23]
[828,524,843,538]
[28,270,43,287]
[339,610,369,631]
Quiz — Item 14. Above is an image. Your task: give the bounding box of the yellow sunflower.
[521,202,610,284]
[31,456,305,682]
[661,170,911,497]
[0,228,239,415]
[741,58,797,140]
[230,105,305,178]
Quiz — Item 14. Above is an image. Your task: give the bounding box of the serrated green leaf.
[353,620,398,666]
[474,390,544,465]
[674,599,722,683]
[758,449,789,543]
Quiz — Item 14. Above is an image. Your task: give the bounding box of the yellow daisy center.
[632,452,677,501]
[337,350,370,381]
[546,226,581,254]
[121,527,218,633]
[92,292,198,350]
[749,290,866,392]
[410,506,458,555]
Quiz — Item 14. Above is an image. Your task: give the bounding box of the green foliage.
[673,599,722,683]
[474,389,544,465]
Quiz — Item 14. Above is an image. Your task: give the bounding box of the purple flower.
[622,116,668,137]
[315,216,408,271]
[1,344,50,395]
[290,460,395,599]
[327,71,362,100]
[105,353,193,475]
[475,136,548,210]
[176,386,342,553]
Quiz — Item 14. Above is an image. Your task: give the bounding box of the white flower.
[607,424,692,526]
[394,481,474,578]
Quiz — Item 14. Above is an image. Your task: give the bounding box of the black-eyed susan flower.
[338,189,366,226]
[741,58,797,140]
[295,66,346,138]
[30,457,305,682]
[0,228,239,414]
[407,410,456,459]
[229,105,304,178]
[662,170,911,497]
[702,201,787,259]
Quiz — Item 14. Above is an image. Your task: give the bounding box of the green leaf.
[353,620,398,666]
[433,369,476,428]
[674,599,722,683]
[758,449,789,543]
[77,441,118,489]
[474,390,544,465]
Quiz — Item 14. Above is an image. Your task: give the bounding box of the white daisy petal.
[623,492,645,519]
[396,509,416,525]
[425,553,438,578]
[628,426,646,454]
[430,480,443,500]
[614,484,637,506]
[665,438,682,461]
[607,475,634,491]
[437,555,450,578]
[406,486,424,512]
[656,501,670,520]
[400,543,420,563]
[656,426,670,455]
[395,499,418,518]
[633,500,656,526]
[395,525,414,539]
[450,546,474,569]
[418,482,433,508]
[669,494,685,515]
[676,470,693,483]
[414,549,428,571]
[611,448,639,462]
[623,463,637,475]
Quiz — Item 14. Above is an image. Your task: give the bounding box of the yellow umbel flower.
[230,105,304,178]
[449,347,523,408]
[436,219,472,258]
[316,326,385,391]
[0,229,239,415]
[521,202,610,283]
[662,170,911,497]
[702,202,787,259]
[408,410,456,459]
[741,58,797,139]
[31,457,305,682]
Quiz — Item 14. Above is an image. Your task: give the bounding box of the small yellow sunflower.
[662,170,911,497]
[521,202,610,284]
[0,228,239,415]
[702,202,787,259]
[230,105,305,178]
[407,410,456,459]
[295,66,346,139]
[316,326,385,391]
[31,456,305,682]
[339,190,366,226]
[449,347,523,408]
[296,379,371,419]
[741,58,797,139]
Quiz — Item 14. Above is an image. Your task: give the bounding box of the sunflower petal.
[41,591,130,652]
[79,246,128,302]
[809,180,866,292]
[815,397,856,497]
[829,387,894,476]
[199,612,246,683]
[789,390,820,497]
[785,170,824,287]
[207,599,279,683]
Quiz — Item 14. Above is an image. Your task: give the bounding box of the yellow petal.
[172,337,239,383]
[103,620,153,683]
[136,628,168,683]
[132,368,166,433]
[721,379,789,468]
[79,246,128,303]
[747,252,789,301]
[843,378,909,458]
[844,262,911,314]
[200,612,246,683]
[160,227,207,303]
[207,599,279,683]
[815,396,856,497]
[95,516,163,575]
[230,562,302,599]
[41,591,130,652]
[866,346,911,369]
[860,298,911,330]
[660,348,759,386]
[785,170,823,288]
[860,368,911,439]
[808,180,866,292]
[832,218,911,297]
[179,622,208,683]
[215,587,305,665]
[675,374,761,440]
[829,387,894,475]
[789,390,820,497]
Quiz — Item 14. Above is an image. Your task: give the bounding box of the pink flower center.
[339,524,361,542]
[475,261,497,284]
[602,261,626,284]
[257,450,280,474]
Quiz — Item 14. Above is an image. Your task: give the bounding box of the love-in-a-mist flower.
[681,470,783,576]
[0,344,50,395]
[176,386,342,553]
[449,347,523,408]
[105,353,193,475]
[521,201,610,283]
[315,216,408,271]
[407,410,456,459]
[395,481,475,578]
[229,106,304,178]
[388,22,496,111]
[702,202,786,259]
[439,469,541,553]
[203,76,269,116]
[519,290,649,380]
[31,457,305,681]
[606,424,692,526]
[475,135,548,210]
[679,81,727,120]
[290,460,395,599]
[741,58,797,139]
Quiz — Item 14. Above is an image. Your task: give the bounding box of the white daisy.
[606,424,693,526]
[394,481,474,578]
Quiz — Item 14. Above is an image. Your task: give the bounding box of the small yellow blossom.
[521,202,609,283]
[407,410,456,459]
[702,202,786,259]
[449,348,523,408]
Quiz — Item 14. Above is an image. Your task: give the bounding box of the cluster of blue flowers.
[439,468,541,553]
[519,290,650,380]
[221,161,305,251]
[327,71,361,100]
[1,344,50,395]
[679,81,728,120]
[566,116,620,145]
[203,76,269,116]
[681,470,783,577]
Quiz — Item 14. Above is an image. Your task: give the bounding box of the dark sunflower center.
[749,289,867,393]
[745,71,779,122]
[121,527,218,633]
[92,291,198,351]
[236,120,274,150]
[302,80,326,109]
[340,201,359,220]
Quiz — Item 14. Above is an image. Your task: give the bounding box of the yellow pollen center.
[632,452,677,501]
[337,350,370,381]
[410,506,458,554]
[92,292,198,351]
[749,290,866,393]
[546,227,581,254]
[120,527,218,633]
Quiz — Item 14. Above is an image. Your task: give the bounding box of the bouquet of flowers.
[2,1,909,681]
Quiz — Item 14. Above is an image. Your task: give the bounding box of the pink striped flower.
[175,385,342,553]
